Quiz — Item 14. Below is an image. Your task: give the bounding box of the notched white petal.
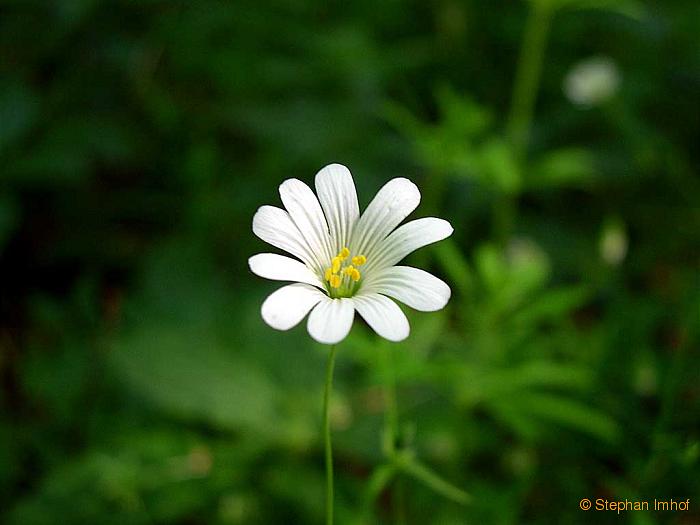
[367,217,453,271]
[249,253,325,289]
[307,297,355,344]
[315,163,360,254]
[279,178,333,265]
[252,205,321,271]
[352,177,421,255]
[364,266,451,312]
[261,283,325,331]
[353,293,409,342]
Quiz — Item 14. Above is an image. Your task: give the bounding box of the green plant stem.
[380,343,406,525]
[507,0,554,162]
[323,344,338,525]
[393,476,407,525]
[355,463,396,525]
[381,344,399,456]
[498,0,554,243]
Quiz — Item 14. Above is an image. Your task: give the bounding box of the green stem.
[355,463,396,525]
[380,343,406,524]
[323,344,338,525]
[497,0,553,243]
[393,477,407,525]
[381,343,399,456]
[506,0,554,162]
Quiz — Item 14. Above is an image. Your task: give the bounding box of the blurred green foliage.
[1,1,698,524]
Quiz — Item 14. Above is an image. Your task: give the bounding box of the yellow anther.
[330,274,341,288]
[324,268,332,282]
[351,255,367,266]
[342,265,355,277]
[339,247,350,259]
[331,257,341,274]
[350,268,361,282]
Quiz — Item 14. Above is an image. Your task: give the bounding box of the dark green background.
[1,1,698,523]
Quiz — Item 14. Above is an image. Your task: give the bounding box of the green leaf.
[435,84,493,138]
[479,137,521,194]
[355,463,397,525]
[511,285,592,327]
[528,148,597,189]
[455,362,595,407]
[111,324,278,433]
[510,362,594,391]
[553,0,646,20]
[397,455,471,505]
[474,244,508,293]
[435,239,474,298]
[505,392,620,443]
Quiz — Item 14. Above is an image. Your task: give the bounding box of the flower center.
[324,247,367,298]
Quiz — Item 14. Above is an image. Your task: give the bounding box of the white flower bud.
[564,56,621,107]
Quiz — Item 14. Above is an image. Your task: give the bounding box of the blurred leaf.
[434,239,474,299]
[0,79,39,154]
[527,148,597,189]
[111,324,278,433]
[6,116,138,184]
[474,244,508,293]
[355,463,396,525]
[497,392,620,443]
[504,239,550,295]
[455,361,596,409]
[435,84,493,139]
[474,241,551,318]
[511,285,591,327]
[479,138,521,194]
[383,86,493,181]
[552,0,647,20]
[110,240,279,434]
[397,454,471,505]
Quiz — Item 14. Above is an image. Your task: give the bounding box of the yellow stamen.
[324,251,368,294]
[331,256,341,274]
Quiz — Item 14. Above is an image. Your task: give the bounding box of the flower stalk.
[507,0,554,161]
[323,343,338,525]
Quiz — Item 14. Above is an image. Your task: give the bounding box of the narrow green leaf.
[354,463,396,525]
[398,456,471,506]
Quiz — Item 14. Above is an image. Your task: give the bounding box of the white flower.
[249,163,453,344]
[563,56,621,107]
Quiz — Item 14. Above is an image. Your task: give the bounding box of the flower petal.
[353,293,409,342]
[351,178,420,256]
[253,205,323,272]
[279,178,333,266]
[249,253,325,289]
[315,163,360,254]
[365,218,453,272]
[261,283,325,331]
[307,297,355,344]
[363,266,451,312]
